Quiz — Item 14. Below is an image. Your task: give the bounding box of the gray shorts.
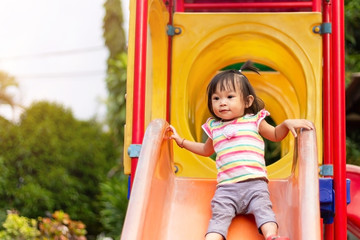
[206,179,277,239]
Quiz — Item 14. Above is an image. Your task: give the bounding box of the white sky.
[0,0,129,121]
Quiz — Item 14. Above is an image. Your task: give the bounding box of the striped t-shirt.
[202,109,270,185]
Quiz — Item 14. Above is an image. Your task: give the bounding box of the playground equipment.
[121,119,320,239]
[122,0,350,239]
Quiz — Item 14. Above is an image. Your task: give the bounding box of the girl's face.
[211,82,253,121]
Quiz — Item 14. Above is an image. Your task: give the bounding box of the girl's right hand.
[168,125,214,156]
[168,125,183,147]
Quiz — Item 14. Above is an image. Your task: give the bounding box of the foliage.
[347,137,360,166]
[346,128,360,166]
[0,71,21,119]
[345,0,360,55]
[103,0,126,58]
[0,71,19,106]
[0,101,117,237]
[38,210,86,240]
[102,1,129,235]
[99,173,128,239]
[104,52,127,152]
[345,0,360,83]
[345,0,360,166]
[0,210,88,240]
[0,212,40,240]
[264,116,281,165]
[103,0,127,152]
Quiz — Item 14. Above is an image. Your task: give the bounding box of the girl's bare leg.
[260,222,278,239]
[205,232,224,240]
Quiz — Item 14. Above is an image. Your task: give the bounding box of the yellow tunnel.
[125,0,323,179]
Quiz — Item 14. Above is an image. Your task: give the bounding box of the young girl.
[169,61,313,240]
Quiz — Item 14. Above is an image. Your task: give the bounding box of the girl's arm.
[259,119,313,142]
[169,125,214,157]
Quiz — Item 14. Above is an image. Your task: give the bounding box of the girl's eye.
[228,95,234,99]
[212,96,219,101]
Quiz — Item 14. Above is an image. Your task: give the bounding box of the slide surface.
[347,164,360,238]
[121,119,321,240]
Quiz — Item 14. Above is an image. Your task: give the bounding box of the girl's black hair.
[206,60,265,120]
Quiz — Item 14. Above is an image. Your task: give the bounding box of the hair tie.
[238,69,242,73]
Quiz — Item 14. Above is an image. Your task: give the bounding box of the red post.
[323,1,334,238]
[182,2,313,11]
[131,0,148,189]
[185,2,312,10]
[323,0,333,168]
[166,0,174,122]
[332,0,347,239]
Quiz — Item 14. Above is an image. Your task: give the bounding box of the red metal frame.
[332,0,347,239]
[323,1,334,239]
[166,0,174,123]
[322,0,333,178]
[175,0,321,12]
[131,0,149,188]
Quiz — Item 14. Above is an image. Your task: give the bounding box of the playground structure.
[121,0,356,239]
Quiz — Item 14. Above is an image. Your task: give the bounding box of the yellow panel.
[124,0,169,174]
[170,13,323,178]
[145,0,169,126]
[123,0,137,174]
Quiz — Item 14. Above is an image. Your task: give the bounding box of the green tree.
[99,173,128,239]
[103,0,127,151]
[0,71,21,119]
[102,1,129,237]
[0,71,18,107]
[0,101,117,237]
[103,0,126,58]
[345,0,360,82]
[345,0,360,166]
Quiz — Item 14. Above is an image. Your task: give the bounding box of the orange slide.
[121,119,321,240]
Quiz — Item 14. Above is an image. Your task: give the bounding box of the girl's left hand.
[283,119,313,138]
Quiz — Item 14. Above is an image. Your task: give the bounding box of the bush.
[347,137,360,166]
[0,101,118,237]
[38,210,87,240]
[0,210,88,240]
[99,173,128,239]
[0,211,40,240]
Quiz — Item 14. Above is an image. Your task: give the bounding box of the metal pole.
[332,0,347,238]
[167,0,173,122]
[323,0,333,168]
[323,0,335,237]
[131,0,148,189]
[183,2,313,11]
